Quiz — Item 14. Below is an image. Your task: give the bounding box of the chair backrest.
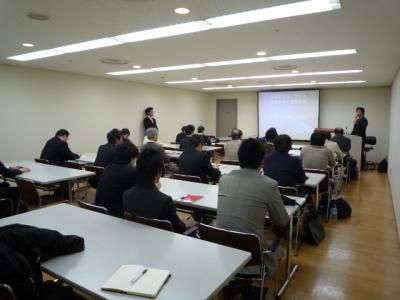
[34,158,49,164]
[62,161,83,170]
[278,186,298,197]
[171,173,202,183]
[77,200,109,214]
[304,168,330,193]
[365,136,376,145]
[124,212,174,232]
[198,223,262,266]
[84,165,104,186]
[16,179,41,208]
[220,160,240,166]
[0,284,16,300]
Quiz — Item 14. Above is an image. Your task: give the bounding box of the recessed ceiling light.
[133,65,141,69]
[256,51,267,56]
[10,1,341,61]
[291,70,300,74]
[22,43,34,48]
[175,7,190,15]
[310,80,317,84]
[192,77,198,80]
[100,58,129,65]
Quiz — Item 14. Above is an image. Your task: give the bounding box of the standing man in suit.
[143,107,158,131]
[40,129,80,165]
[351,107,368,168]
[94,128,122,167]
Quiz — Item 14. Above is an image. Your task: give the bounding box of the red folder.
[176,194,203,202]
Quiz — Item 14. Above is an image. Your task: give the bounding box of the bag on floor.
[378,159,388,173]
[348,157,359,181]
[303,204,325,246]
[319,197,352,219]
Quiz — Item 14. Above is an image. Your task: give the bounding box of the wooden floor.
[281,171,400,300]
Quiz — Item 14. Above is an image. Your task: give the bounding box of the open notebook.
[102,265,170,298]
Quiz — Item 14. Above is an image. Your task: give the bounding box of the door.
[216,99,237,137]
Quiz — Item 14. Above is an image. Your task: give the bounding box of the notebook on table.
[175,194,203,202]
[102,265,170,298]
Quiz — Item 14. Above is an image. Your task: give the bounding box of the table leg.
[68,182,72,202]
[315,184,319,209]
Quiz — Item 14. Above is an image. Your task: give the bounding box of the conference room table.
[5,161,94,202]
[75,153,96,164]
[302,172,326,207]
[165,149,182,159]
[164,143,222,152]
[160,177,306,297]
[0,204,251,300]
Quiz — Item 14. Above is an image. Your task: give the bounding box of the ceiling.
[1,0,399,92]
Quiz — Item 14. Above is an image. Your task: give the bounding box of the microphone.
[345,126,348,134]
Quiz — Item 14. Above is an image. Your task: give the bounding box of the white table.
[303,172,326,207]
[212,163,239,176]
[160,177,306,296]
[292,144,305,150]
[75,153,96,164]
[164,144,222,152]
[165,150,182,159]
[6,161,94,202]
[289,149,301,157]
[0,204,250,300]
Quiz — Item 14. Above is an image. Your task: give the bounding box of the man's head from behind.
[55,129,70,142]
[184,125,195,136]
[231,129,243,140]
[334,127,344,135]
[136,148,164,187]
[197,126,205,134]
[190,134,203,150]
[265,127,278,142]
[107,128,122,145]
[121,128,130,139]
[274,134,292,153]
[114,144,139,166]
[238,138,266,170]
[310,132,326,146]
[145,127,158,141]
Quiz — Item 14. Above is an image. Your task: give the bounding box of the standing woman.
[143,107,158,131]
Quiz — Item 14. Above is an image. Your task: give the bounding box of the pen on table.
[130,268,147,285]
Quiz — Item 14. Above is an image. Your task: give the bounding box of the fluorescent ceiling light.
[256,51,267,56]
[318,80,366,85]
[165,69,363,84]
[203,86,236,90]
[271,49,356,60]
[152,64,204,72]
[204,57,269,67]
[8,1,341,61]
[22,43,34,48]
[8,49,63,61]
[107,69,153,76]
[132,65,141,69]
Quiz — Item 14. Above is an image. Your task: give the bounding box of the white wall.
[388,68,400,239]
[0,64,212,161]
[209,87,391,162]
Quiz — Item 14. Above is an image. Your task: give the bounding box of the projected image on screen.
[258,90,319,140]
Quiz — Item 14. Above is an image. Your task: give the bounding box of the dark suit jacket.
[331,135,351,153]
[143,117,157,130]
[352,116,368,142]
[263,152,307,187]
[94,143,117,167]
[199,135,212,146]
[122,138,134,147]
[178,147,221,183]
[175,132,186,143]
[94,164,137,218]
[141,141,169,163]
[179,136,191,150]
[40,137,79,165]
[123,185,185,233]
[0,161,22,178]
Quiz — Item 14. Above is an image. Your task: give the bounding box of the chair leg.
[260,266,266,300]
[294,213,300,256]
[16,196,21,214]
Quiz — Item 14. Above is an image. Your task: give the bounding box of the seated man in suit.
[197,125,212,146]
[301,132,335,170]
[178,135,221,183]
[264,127,278,155]
[217,138,289,280]
[175,126,186,143]
[40,129,80,165]
[94,144,139,218]
[123,148,195,233]
[94,128,122,167]
[263,134,307,187]
[179,124,195,150]
[141,128,169,163]
[323,132,345,161]
[224,129,243,161]
[0,162,30,216]
[121,128,134,146]
[331,127,351,153]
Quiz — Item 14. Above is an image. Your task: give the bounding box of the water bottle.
[330,202,338,221]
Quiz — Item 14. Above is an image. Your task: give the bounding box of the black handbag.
[303,204,325,245]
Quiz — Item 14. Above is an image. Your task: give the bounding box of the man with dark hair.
[351,106,368,168]
[179,124,196,150]
[94,128,122,167]
[121,128,134,146]
[217,138,289,280]
[197,125,212,146]
[331,127,351,152]
[178,135,221,183]
[263,134,307,187]
[142,128,169,163]
[175,126,187,143]
[301,132,335,170]
[224,129,243,161]
[143,107,158,131]
[123,149,192,233]
[94,144,139,218]
[40,129,80,165]
[264,127,278,155]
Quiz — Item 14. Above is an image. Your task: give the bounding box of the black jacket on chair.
[123,185,185,233]
[178,147,221,183]
[331,135,351,153]
[40,137,79,165]
[94,143,117,167]
[263,152,307,188]
[94,164,137,218]
[143,117,158,130]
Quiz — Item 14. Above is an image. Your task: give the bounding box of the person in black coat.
[179,124,195,150]
[351,107,368,168]
[263,134,307,187]
[123,148,188,233]
[178,135,221,183]
[175,126,187,143]
[331,127,351,153]
[40,129,80,165]
[143,107,158,131]
[95,144,139,218]
[121,128,135,147]
[94,128,122,167]
[197,125,212,146]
